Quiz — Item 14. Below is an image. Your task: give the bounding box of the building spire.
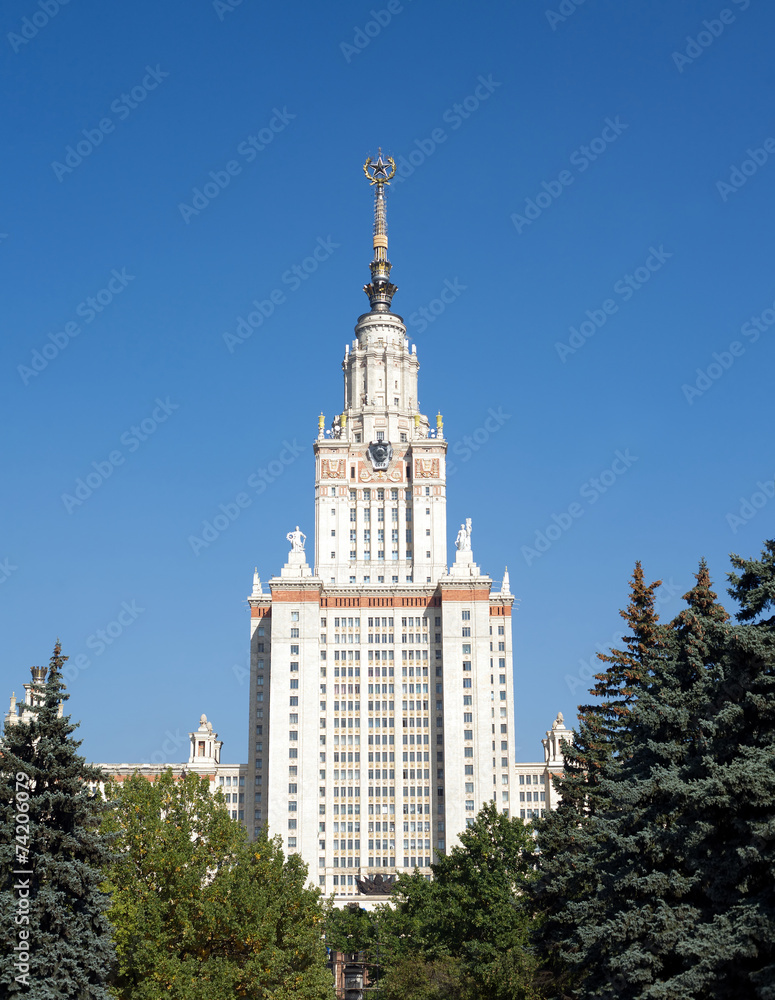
[363,149,397,312]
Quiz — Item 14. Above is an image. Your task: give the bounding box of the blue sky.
[2,0,773,766]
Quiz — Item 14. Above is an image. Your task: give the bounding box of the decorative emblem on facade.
[321,458,346,479]
[367,441,393,471]
[355,873,397,895]
[414,457,439,479]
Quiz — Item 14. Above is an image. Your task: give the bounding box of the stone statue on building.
[455,517,472,551]
[287,526,306,552]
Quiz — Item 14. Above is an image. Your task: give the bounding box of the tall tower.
[247,153,515,904]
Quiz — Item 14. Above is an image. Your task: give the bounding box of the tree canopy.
[533,542,775,999]
[103,769,333,1000]
[0,642,115,999]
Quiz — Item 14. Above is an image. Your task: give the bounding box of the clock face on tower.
[367,441,393,471]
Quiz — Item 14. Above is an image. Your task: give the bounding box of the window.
[291,612,299,622]
[462,611,471,621]
[377,431,385,441]
[291,628,299,638]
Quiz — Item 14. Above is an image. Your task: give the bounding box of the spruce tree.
[0,642,115,998]
[663,539,775,997]
[531,563,663,994]
[563,562,732,998]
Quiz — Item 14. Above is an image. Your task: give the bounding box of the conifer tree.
[662,539,775,996]
[728,537,775,621]
[531,563,663,994]
[0,642,115,998]
[561,562,733,998]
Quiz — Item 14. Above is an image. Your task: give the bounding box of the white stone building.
[92,714,248,819]
[514,712,573,820]
[247,153,516,904]
[3,681,246,820]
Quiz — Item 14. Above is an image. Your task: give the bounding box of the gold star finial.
[363,149,396,185]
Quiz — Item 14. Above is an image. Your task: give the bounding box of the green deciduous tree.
[104,769,333,1000]
[0,642,116,998]
[374,803,542,1000]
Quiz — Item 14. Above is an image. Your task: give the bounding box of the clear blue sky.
[3,0,773,766]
